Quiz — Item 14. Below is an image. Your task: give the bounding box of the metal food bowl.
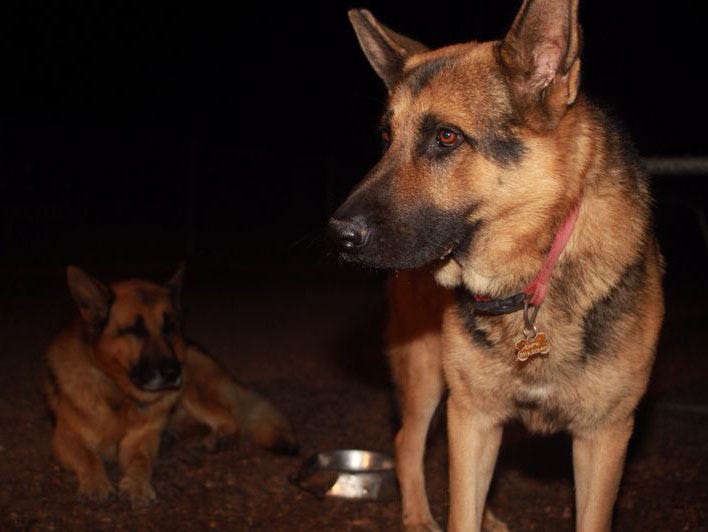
[289,449,398,501]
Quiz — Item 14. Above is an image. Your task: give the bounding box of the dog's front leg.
[392,342,444,531]
[447,395,502,532]
[52,419,114,502]
[572,416,634,532]
[118,422,162,508]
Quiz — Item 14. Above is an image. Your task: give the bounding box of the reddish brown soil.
[0,262,706,531]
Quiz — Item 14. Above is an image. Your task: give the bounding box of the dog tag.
[515,331,550,362]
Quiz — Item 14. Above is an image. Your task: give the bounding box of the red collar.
[472,198,582,315]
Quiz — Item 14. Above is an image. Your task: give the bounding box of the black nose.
[129,355,182,391]
[328,216,369,250]
[160,357,182,385]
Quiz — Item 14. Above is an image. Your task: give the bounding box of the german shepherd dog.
[44,266,298,507]
[329,1,664,530]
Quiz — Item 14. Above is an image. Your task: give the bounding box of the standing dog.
[330,2,664,530]
[44,266,298,507]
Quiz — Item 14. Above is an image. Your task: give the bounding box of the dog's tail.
[181,344,299,455]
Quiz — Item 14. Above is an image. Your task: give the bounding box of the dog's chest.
[98,391,177,439]
[469,336,578,433]
[511,380,571,434]
[503,341,593,433]
[448,299,591,433]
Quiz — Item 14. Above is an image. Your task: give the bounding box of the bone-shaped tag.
[515,332,550,362]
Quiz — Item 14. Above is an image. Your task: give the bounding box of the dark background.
[0,2,706,529]
[0,0,706,270]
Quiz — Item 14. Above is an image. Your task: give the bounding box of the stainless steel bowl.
[289,449,398,501]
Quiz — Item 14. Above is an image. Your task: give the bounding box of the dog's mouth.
[138,376,182,392]
[437,242,457,262]
[439,219,483,264]
[337,236,465,270]
[131,374,183,393]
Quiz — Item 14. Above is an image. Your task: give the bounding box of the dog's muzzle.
[129,356,182,392]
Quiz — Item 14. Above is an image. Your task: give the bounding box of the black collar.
[471,292,526,315]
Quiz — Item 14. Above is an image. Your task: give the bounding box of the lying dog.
[44,265,298,507]
[330,2,664,530]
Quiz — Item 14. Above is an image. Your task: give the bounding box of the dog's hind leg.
[572,416,634,532]
[177,396,239,452]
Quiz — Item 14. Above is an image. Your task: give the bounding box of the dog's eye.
[119,317,148,338]
[436,128,459,147]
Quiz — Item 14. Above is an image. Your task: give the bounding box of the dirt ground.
[0,260,706,531]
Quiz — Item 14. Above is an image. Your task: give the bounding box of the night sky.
[1,0,706,266]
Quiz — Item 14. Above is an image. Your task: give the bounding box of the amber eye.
[437,128,458,146]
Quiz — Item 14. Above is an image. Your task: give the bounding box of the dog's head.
[66,265,187,402]
[329,1,582,275]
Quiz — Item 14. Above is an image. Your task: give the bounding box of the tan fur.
[343,3,664,531]
[390,49,662,532]
[44,270,297,507]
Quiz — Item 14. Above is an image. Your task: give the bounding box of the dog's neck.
[455,197,581,315]
[433,191,585,299]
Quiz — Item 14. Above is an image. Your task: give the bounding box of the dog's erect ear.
[348,9,428,89]
[499,0,582,130]
[166,262,185,311]
[66,266,113,326]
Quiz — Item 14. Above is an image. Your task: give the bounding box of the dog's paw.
[482,508,509,532]
[77,474,115,503]
[118,476,156,508]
